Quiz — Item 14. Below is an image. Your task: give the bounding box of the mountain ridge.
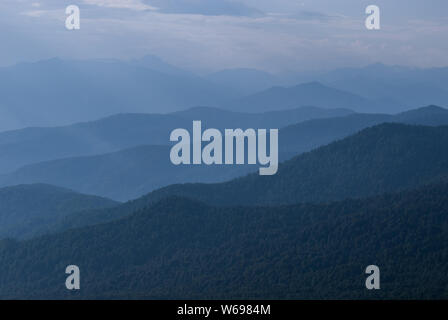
[0,183,118,240]
[0,181,447,299]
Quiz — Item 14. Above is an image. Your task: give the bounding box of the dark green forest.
[0,184,118,239]
[0,182,447,299]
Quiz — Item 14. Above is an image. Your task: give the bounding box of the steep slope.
[0,184,118,240]
[0,183,447,299]
[142,123,448,206]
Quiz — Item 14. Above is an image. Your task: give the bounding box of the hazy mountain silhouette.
[130,54,195,77]
[0,106,352,174]
[319,63,448,108]
[206,68,280,95]
[229,81,401,113]
[0,145,256,201]
[0,184,117,240]
[0,58,233,131]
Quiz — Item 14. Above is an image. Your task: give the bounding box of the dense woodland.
[0,184,117,239]
[0,182,447,299]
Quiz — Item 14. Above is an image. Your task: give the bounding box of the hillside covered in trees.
[138,123,448,206]
[0,184,118,239]
[0,182,446,299]
[46,122,448,232]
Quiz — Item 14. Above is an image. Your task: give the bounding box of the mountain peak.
[399,105,448,116]
[422,105,447,111]
[296,81,328,88]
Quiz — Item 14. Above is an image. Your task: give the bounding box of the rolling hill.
[0,182,446,299]
[0,184,118,240]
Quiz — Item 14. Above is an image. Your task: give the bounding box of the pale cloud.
[83,0,157,11]
[146,0,262,17]
[21,10,48,17]
[1,0,448,71]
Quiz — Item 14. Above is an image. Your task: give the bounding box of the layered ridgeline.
[140,123,448,206]
[0,184,118,240]
[0,57,375,132]
[317,63,448,108]
[0,146,256,201]
[0,182,447,299]
[1,106,448,201]
[3,59,447,131]
[228,82,402,113]
[281,105,448,155]
[49,122,448,232]
[0,57,231,130]
[0,106,352,174]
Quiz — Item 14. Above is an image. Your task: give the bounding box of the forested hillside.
[142,123,448,206]
[0,182,446,299]
[0,184,118,239]
[43,122,448,236]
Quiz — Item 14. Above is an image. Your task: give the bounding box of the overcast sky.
[1,0,447,73]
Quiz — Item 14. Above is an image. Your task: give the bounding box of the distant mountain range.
[0,184,117,240]
[225,63,448,110]
[228,82,403,113]
[0,58,233,130]
[206,68,280,95]
[318,63,448,108]
[0,106,352,174]
[1,106,447,201]
[2,58,448,131]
